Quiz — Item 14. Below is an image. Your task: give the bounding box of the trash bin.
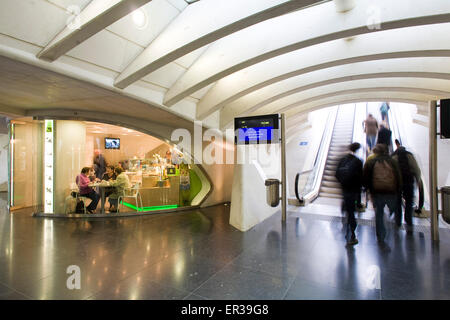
[441,186,450,224]
[265,179,280,207]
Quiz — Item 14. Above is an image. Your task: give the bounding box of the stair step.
[327,155,344,160]
[323,175,338,182]
[322,180,341,188]
[320,186,342,194]
[319,192,343,199]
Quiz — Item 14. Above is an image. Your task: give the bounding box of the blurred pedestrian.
[335,142,363,246]
[391,139,422,227]
[380,102,390,121]
[363,114,378,153]
[94,149,107,180]
[363,144,402,243]
[377,121,392,149]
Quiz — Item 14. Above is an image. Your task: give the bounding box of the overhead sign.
[234,114,280,145]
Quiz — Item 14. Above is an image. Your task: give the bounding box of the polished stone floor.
[1,193,450,300]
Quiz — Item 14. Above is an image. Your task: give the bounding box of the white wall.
[0,134,8,192]
[392,103,450,208]
[230,144,281,231]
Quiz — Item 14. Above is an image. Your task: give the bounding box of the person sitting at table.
[102,165,116,199]
[75,167,100,214]
[102,165,116,181]
[107,167,131,212]
[88,167,98,182]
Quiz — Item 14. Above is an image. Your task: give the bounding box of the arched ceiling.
[0,0,449,131]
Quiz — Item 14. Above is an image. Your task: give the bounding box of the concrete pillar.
[54,121,86,213]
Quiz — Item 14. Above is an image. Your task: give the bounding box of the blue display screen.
[234,114,279,144]
[238,126,273,143]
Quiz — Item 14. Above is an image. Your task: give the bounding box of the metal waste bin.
[265,179,280,207]
[442,186,450,224]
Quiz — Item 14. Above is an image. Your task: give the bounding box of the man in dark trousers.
[363,144,402,243]
[335,142,363,246]
[391,139,422,227]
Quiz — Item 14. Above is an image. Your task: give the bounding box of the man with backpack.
[363,144,402,242]
[391,139,422,227]
[335,142,363,246]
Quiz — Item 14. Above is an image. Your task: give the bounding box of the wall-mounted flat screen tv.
[105,138,120,149]
[234,114,280,145]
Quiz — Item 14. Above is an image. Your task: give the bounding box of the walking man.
[363,114,379,153]
[335,142,363,246]
[391,139,422,227]
[363,144,402,242]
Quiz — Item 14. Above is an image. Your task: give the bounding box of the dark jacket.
[363,154,402,194]
[391,147,421,186]
[94,154,107,179]
[102,172,116,181]
[377,127,392,146]
[336,153,363,193]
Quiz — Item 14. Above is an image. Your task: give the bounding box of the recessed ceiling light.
[132,8,148,30]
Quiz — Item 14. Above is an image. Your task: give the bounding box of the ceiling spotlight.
[132,8,148,30]
[333,0,356,13]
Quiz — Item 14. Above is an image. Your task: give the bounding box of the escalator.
[318,105,356,199]
[294,102,424,214]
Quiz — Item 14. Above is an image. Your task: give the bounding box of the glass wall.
[9,118,207,215]
[10,119,43,212]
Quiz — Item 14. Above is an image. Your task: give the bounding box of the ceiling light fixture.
[132,8,148,30]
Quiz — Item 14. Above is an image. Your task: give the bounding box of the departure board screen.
[234,114,280,144]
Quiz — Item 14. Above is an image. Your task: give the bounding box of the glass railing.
[295,107,338,205]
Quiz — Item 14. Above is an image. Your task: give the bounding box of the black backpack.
[335,155,358,188]
[75,200,85,213]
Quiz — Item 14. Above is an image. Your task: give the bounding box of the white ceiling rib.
[285,92,440,120]
[1,0,450,130]
[200,22,450,123]
[114,0,328,89]
[164,0,450,112]
[37,0,152,61]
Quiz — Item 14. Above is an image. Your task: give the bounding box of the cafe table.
[88,181,111,214]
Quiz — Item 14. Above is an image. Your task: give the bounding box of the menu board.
[234,114,280,144]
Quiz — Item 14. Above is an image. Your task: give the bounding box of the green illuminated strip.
[120,201,178,212]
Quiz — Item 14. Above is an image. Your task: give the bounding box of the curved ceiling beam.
[165,0,450,107]
[218,56,450,125]
[200,23,450,120]
[283,90,444,119]
[221,96,427,130]
[223,73,450,128]
[285,97,430,125]
[251,78,450,118]
[37,0,152,62]
[114,0,328,89]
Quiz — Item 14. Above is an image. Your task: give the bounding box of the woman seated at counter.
[76,167,100,214]
[107,167,131,212]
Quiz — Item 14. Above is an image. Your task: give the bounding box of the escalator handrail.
[294,107,338,204]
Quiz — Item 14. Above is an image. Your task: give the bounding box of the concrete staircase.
[319,105,355,199]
